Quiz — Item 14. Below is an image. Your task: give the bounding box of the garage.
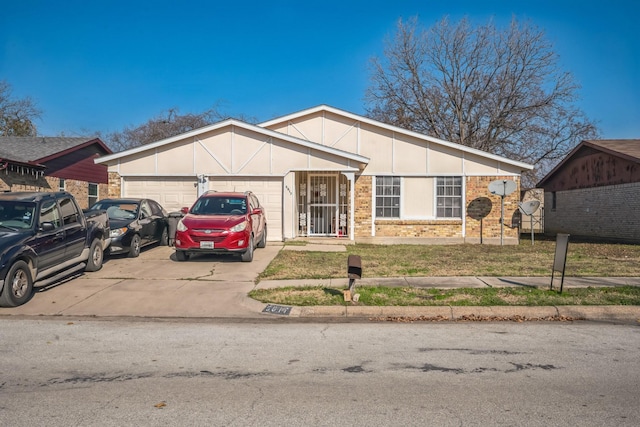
[123,177,197,212]
[207,177,283,244]
[122,175,283,241]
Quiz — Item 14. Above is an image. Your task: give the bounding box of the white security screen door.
[297,172,348,237]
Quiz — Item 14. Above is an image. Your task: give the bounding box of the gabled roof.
[0,136,111,164]
[537,139,640,187]
[259,105,534,171]
[95,118,370,165]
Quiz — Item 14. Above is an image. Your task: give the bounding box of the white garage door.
[208,177,282,241]
[123,177,198,213]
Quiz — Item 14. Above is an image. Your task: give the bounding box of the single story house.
[95,105,533,244]
[0,136,112,208]
[537,139,640,243]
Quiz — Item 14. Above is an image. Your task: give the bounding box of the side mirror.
[252,207,263,215]
[180,207,189,214]
[40,222,55,232]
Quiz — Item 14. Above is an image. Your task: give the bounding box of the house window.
[375,176,400,218]
[436,177,462,218]
[88,183,98,207]
[59,179,65,191]
[551,192,557,210]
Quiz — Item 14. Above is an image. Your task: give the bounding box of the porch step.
[285,237,353,246]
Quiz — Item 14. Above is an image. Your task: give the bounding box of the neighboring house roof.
[537,139,640,188]
[0,136,113,183]
[584,139,640,162]
[95,118,370,165]
[259,105,534,172]
[0,136,111,164]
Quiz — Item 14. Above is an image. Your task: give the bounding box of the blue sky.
[1,0,638,141]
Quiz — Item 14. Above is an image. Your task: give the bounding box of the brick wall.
[353,175,372,237]
[108,172,122,198]
[465,176,520,241]
[375,219,463,238]
[544,182,640,243]
[353,174,520,241]
[0,170,108,209]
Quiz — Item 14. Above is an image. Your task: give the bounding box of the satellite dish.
[487,180,518,246]
[519,200,540,216]
[488,180,517,196]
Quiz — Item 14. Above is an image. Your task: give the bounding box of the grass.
[249,285,640,307]
[253,238,640,306]
[259,239,640,280]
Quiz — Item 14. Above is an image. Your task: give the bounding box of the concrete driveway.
[0,244,283,319]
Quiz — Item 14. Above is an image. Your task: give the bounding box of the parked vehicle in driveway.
[174,191,267,262]
[89,198,169,257]
[0,191,110,307]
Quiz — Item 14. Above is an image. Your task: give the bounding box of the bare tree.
[106,106,256,152]
[366,17,598,185]
[0,80,41,136]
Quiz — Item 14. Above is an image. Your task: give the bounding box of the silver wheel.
[129,234,141,258]
[86,238,104,272]
[0,260,33,307]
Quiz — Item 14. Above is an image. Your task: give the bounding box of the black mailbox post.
[347,255,362,296]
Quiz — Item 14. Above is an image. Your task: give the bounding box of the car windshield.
[0,201,36,230]
[190,197,247,215]
[91,202,139,220]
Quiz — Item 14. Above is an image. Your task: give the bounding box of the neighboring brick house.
[96,105,533,244]
[0,137,112,209]
[537,139,640,243]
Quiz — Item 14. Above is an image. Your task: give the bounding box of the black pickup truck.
[0,191,110,307]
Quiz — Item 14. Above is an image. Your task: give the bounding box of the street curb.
[285,305,640,322]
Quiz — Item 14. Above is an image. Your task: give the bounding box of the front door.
[307,174,338,236]
[297,172,349,238]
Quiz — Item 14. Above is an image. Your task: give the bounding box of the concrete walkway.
[0,243,638,323]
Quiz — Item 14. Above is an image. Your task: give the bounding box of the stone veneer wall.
[353,174,520,241]
[0,171,108,209]
[544,182,640,243]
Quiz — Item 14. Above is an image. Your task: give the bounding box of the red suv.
[174,191,267,262]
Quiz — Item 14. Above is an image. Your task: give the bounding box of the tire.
[160,227,169,246]
[85,238,104,272]
[241,235,254,262]
[0,260,33,307]
[176,250,189,261]
[128,234,141,258]
[257,226,267,248]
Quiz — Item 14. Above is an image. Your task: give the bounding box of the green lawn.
[253,239,640,307]
[259,239,640,280]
